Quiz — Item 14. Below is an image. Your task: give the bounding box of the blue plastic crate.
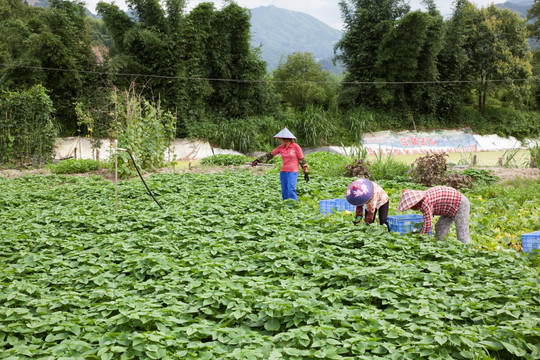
[388,214,431,235]
[319,199,357,214]
[522,231,540,253]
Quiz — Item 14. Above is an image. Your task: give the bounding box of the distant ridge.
[249,5,343,73]
[496,0,534,18]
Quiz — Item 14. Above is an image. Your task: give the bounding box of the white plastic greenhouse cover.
[53,131,538,161]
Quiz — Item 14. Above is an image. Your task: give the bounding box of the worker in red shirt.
[251,128,309,201]
[397,186,471,244]
[346,178,390,231]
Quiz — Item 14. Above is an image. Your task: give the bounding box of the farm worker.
[397,186,471,244]
[251,127,309,201]
[346,178,390,230]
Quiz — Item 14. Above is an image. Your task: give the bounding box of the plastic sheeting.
[307,131,532,155]
[361,130,478,155]
[53,138,242,161]
[53,131,535,162]
[473,134,522,151]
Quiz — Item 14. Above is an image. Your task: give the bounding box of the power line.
[0,63,538,85]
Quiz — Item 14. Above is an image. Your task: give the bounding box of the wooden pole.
[115,142,118,212]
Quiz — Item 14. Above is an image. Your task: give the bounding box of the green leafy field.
[0,173,539,359]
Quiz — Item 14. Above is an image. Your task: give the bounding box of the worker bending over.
[397,186,471,244]
[346,178,390,231]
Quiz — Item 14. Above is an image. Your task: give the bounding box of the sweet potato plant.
[0,173,538,359]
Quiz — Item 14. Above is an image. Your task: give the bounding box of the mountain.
[249,5,343,73]
[496,0,533,18]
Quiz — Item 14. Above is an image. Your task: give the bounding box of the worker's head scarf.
[397,190,426,212]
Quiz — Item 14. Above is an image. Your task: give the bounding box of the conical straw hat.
[273,127,297,139]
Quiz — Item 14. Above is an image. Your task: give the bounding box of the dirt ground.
[1,164,538,183]
[0,168,51,178]
[478,167,539,182]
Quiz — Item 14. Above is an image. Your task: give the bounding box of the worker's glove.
[251,159,259,167]
[304,173,310,182]
[353,216,363,226]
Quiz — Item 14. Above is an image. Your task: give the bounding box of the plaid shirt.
[398,186,462,235]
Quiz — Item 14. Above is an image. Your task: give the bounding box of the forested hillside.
[1,0,540,163]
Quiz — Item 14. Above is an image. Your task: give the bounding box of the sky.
[85,0,503,30]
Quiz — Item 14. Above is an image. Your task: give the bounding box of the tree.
[97,0,188,138]
[335,0,445,119]
[335,0,410,109]
[436,0,473,119]
[529,48,540,109]
[272,52,339,111]
[0,0,100,134]
[374,5,444,116]
[98,0,275,135]
[191,2,275,119]
[464,5,531,109]
[527,0,540,41]
[410,0,445,115]
[0,0,31,21]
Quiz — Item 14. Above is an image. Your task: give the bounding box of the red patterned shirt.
[418,186,462,235]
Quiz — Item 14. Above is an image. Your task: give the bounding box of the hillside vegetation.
[1,0,540,163]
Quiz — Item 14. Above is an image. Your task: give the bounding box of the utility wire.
[0,63,538,85]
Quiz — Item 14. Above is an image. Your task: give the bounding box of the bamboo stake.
[115,140,118,212]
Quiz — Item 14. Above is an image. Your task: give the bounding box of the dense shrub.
[188,105,540,153]
[51,159,104,174]
[368,153,410,181]
[409,153,473,189]
[283,106,336,147]
[409,153,448,187]
[188,116,281,154]
[0,85,56,164]
[345,158,371,178]
[462,168,500,185]
[304,152,350,177]
[478,106,540,140]
[200,154,248,166]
